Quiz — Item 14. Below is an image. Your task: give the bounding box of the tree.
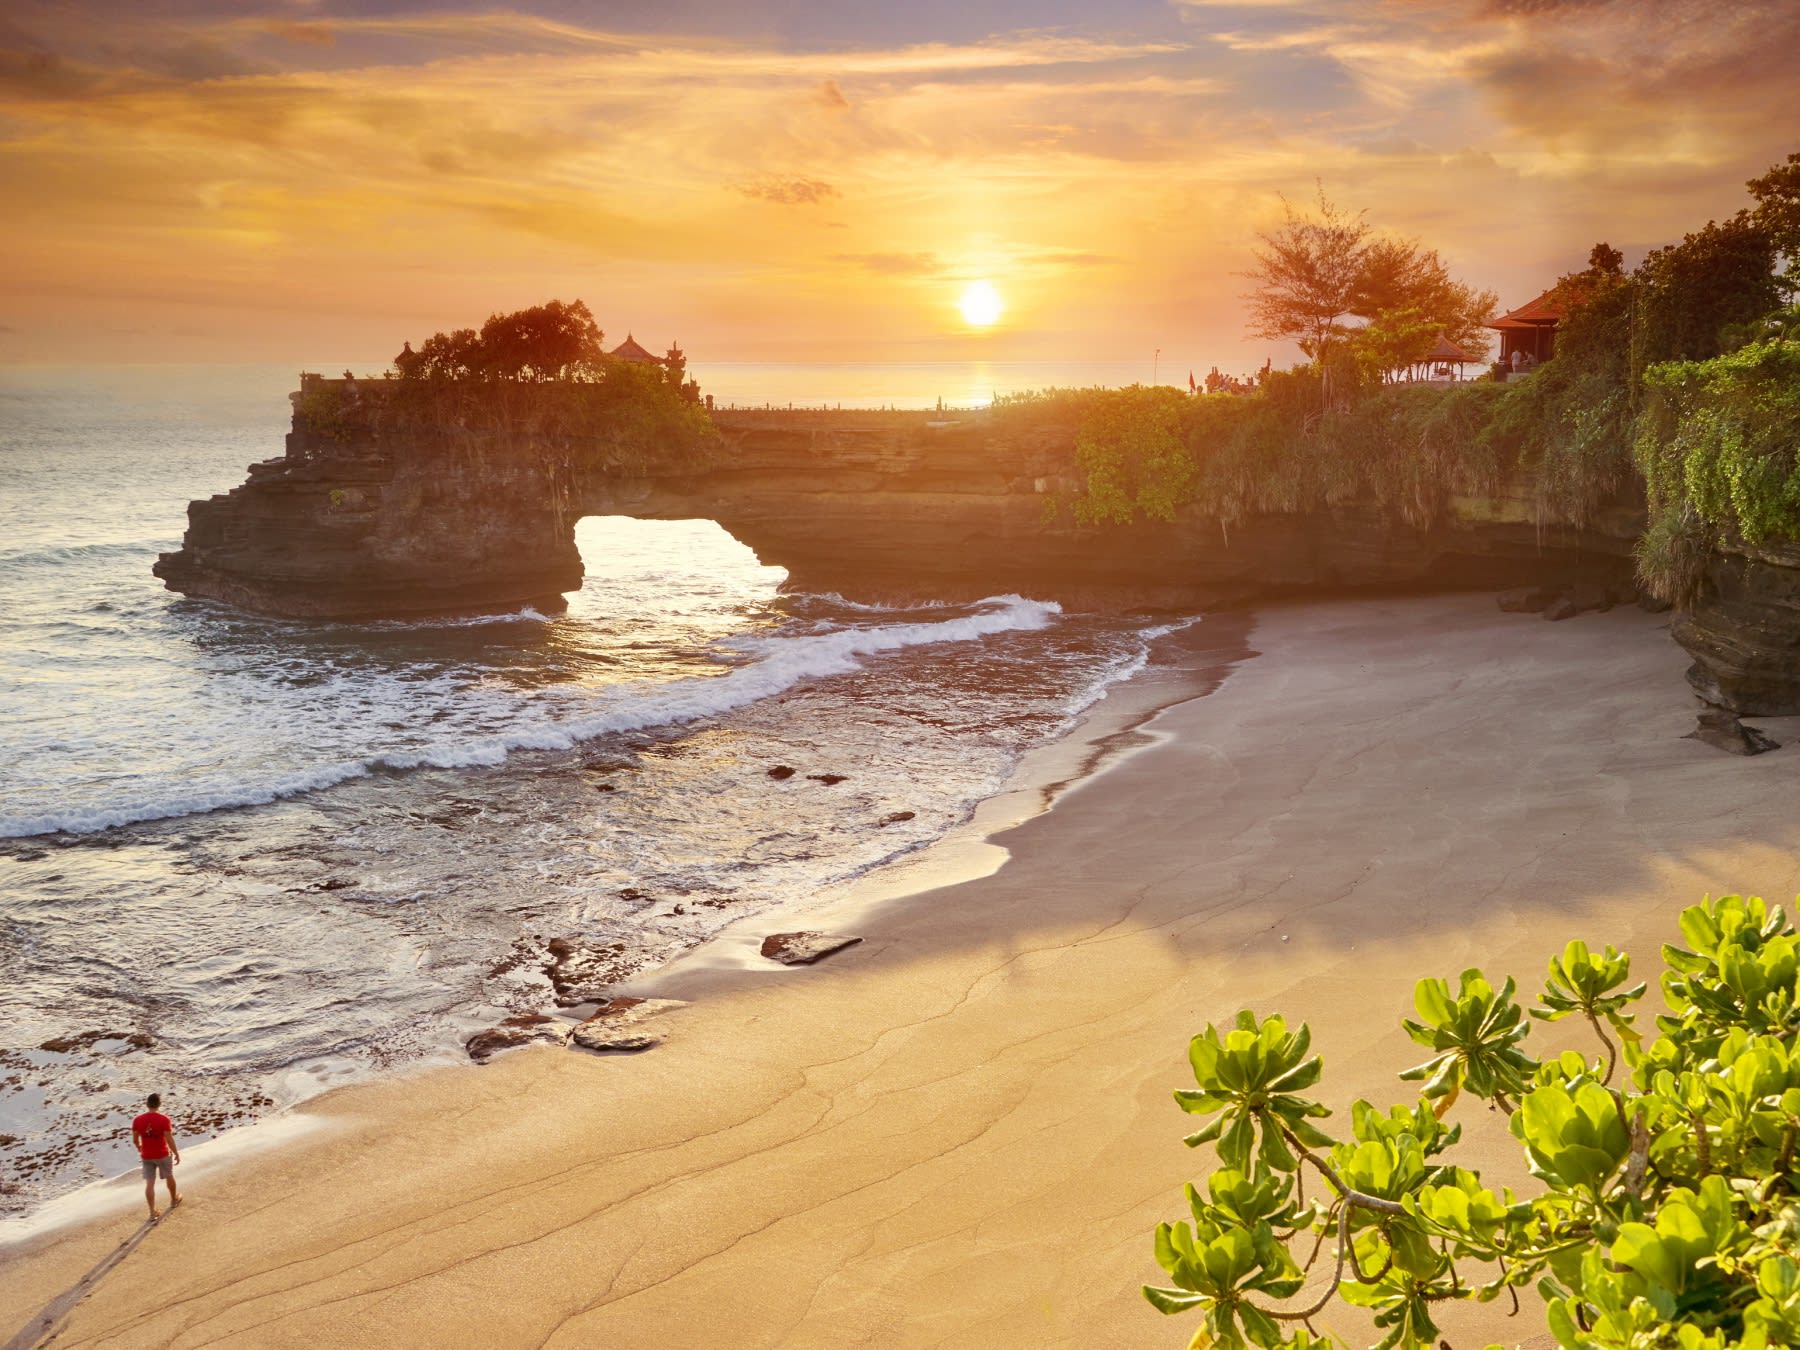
[1748,151,1800,293]
[1632,214,1781,377]
[1146,893,1800,1350]
[1351,238,1496,364]
[393,300,607,382]
[1243,188,1372,368]
[410,327,482,380]
[475,299,606,381]
[1243,190,1495,390]
[1344,306,1437,384]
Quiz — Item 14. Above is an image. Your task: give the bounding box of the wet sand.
[5,593,1799,1349]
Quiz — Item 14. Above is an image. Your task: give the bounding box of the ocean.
[0,363,1201,1221]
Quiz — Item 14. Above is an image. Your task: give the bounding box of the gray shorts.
[141,1157,173,1182]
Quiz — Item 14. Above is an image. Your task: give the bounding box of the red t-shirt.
[133,1111,173,1160]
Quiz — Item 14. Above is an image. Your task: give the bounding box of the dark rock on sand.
[1497,585,1559,614]
[761,932,864,966]
[807,773,847,786]
[878,811,916,826]
[1684,708,1781,756]
[317,877,355,891]
[543,937,633,1005]
[466,1014,568,1064]
[570,997,687,1053]
[767,765,796,780]
[1543,583,1613,622]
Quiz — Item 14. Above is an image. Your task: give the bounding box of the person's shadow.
[2,1217,161,1350]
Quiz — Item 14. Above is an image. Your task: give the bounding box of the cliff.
[154,383,1642,622]
[1674,538,1800,715]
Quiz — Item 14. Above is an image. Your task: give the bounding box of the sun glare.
[958,280,1003,328]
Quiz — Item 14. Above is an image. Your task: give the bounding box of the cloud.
[265,21,334,49]
[0,0,1791,365]
[832,252,947,276]
[737,176,840,206]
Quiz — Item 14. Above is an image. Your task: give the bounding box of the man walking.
[132,1092,181,1222]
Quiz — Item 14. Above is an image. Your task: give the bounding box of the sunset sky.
[2,0,1795,374]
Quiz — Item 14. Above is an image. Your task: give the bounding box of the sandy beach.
[6,592,1798,1350]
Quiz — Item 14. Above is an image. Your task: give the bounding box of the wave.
[351,607,555,632]
[0,538,176,569]
[0,595,1061,839]
[787,591,959,614]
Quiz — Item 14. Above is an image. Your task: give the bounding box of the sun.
[958,280,1004,328]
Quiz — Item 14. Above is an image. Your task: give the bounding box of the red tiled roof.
[1485,289,1565,329]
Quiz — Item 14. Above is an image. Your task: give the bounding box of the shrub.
[1148,894,1800,1349]
[1636,336,1800,558]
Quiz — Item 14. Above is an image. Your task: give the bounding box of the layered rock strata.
[1674,539,1800,714]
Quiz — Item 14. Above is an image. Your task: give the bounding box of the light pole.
[1154,348,1160,385]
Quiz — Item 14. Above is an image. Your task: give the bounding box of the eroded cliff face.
[156,395,1641,621]
[154,436,583,619]
[1674,540,1800,715]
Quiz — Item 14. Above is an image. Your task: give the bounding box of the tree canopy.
[1242,189,1496,387]
[393,299,609,382]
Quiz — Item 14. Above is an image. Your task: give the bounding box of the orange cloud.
[0,4,1792,371]
[265,21,335,49]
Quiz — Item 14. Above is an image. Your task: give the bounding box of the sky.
[1,0,1796,374]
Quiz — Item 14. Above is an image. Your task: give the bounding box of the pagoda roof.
[609,334,663,364]
[1425,333,1476,362]
[1485,289,1566,330]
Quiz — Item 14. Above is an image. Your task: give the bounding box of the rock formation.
[155,380,1641,621]
[569,997,686,1052]
[1673,538,1800,715]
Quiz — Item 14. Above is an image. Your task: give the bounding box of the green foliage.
[1475,265,1639,527]
[301,302,723,475]
[1027,378,1511,532]
[1634,337,1800,578]
[1633,503,1713,612]
[1632,217,1782,378]
[1147,894,1800,1349]
[1072,386,1197,525]
[1399,970,1535,1114]
[294,379,359,442]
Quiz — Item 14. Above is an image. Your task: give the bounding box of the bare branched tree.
[1242,185,1371,365]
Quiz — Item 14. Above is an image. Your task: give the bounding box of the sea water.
[0,364,1197,1217]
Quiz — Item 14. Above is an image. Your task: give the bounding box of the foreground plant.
[1146,895,1800,1349]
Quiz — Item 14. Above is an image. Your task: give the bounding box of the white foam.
[0,595,1061,838]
